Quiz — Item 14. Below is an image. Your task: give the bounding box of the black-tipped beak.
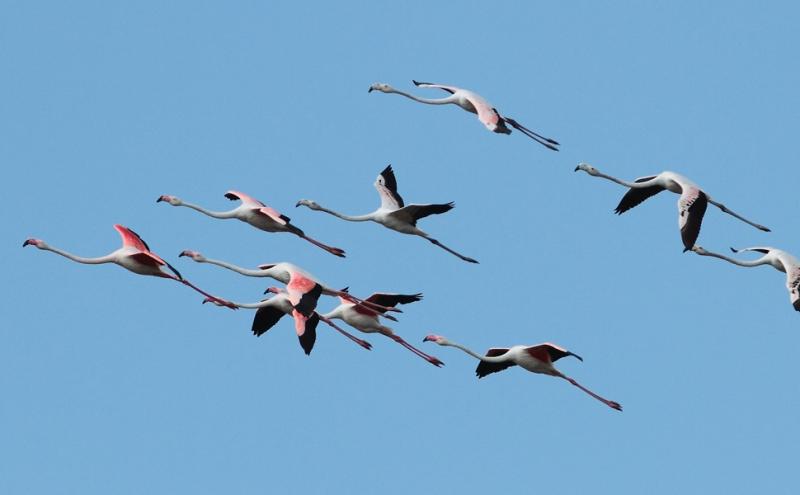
[730,247,739,253]
[156,196,163,202]
[295,201,301,207]
[22,240,31,247]
[367,87,373,93]
[574,166,580,172]
[178,251,187,257]
[263,288,270,294]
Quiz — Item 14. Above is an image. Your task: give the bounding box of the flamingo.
[574,163,770,251]
[23,224,235,308]
[177,250,401,318]
[368,80,559,151]
[204,290,373,352]
[156,191,346,258]
[422,335,622,411]
[296,165,478,263]
[320,292,444,367]
[692,245,800,312]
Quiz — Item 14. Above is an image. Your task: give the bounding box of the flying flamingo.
[178,250,400,318]
[156,191,345,258]
[23,224,235,308]
[204,289,373,353]
[574,163,770,251]
[320,292,444,367]
[368,80,559,151]
[296,165,478,263]
[422,335,622,411]
[692,245,800,312]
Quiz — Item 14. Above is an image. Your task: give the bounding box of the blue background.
[3,1,799,493]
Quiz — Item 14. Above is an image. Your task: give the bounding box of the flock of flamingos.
[24,80,798,412]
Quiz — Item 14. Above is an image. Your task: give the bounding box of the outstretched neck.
[592,170,649,189]
[701,250,771,268]
[43,245,115,265]
[387,88,456,105]
[203,258,268,277]
[443,341,508,363]
[180,201,238,219]
[315,205,374,222]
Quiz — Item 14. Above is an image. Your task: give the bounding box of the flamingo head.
[423,334,447,345]
[178,250,206,262]
[368,82,391,94]
[295,199,320,210]
[156,195,182,206]
[201,297,216,305]
[574,162,599,176]
[264,286,282,295]
[691,245,708,255]
[22,238,45,248]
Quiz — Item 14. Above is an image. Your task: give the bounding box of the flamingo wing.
[114,224,151,252]
[476,348,516,378]
[365,292,423,309]
[293,310,319,355]
[526,343,583,363]
[287,273,323,317]
[390,203,454,226]
[251,304,286,337]
[678,189,708,251]
[614,176,664,214]
[375,164,404,209]
[255,206,291,226]
[225,190,266,207]
[412,80,460,94]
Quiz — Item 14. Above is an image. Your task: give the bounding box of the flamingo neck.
[592,170,650,189]
[442,341,508,363]
[706,251,771,268]
[204,258,268,277]
[179,202,238,219]
[387,88,456,106]
[315,205,375,222]
[42,245,115,265]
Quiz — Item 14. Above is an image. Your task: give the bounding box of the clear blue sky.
[3,1,799,493]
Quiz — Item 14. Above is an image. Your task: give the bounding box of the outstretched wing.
[365,293,423,309]
[114,224,151,252]
[390,202,454,226]
[614,176,664,215]
[293,310,319,355]
[476,348,515,378]
[287,273,323,317]
[412,80,459,94]
[256,206,291,226]
[225,190,266,207]
[679,189,708,251]
[251,304,286,337]
[376,164,404,209]
[526,343,583,364]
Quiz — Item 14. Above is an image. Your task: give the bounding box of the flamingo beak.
[156,195,166,203]
[22,239,32,247]
[295,201,301,207]
[367,87,373,93]
[178,250,189,257]
[573,166,580,172]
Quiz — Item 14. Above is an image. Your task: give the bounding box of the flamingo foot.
[606,401,623,411]
[427,356,445,367]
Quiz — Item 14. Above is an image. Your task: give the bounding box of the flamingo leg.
[707,199,771,232]
[561,375,622,411]
[425,237,479,264]
[385,333,444,367]
[176,277,237,310]
[319,315,372,350]
[504,117,559,151]
[298,234,346,258]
